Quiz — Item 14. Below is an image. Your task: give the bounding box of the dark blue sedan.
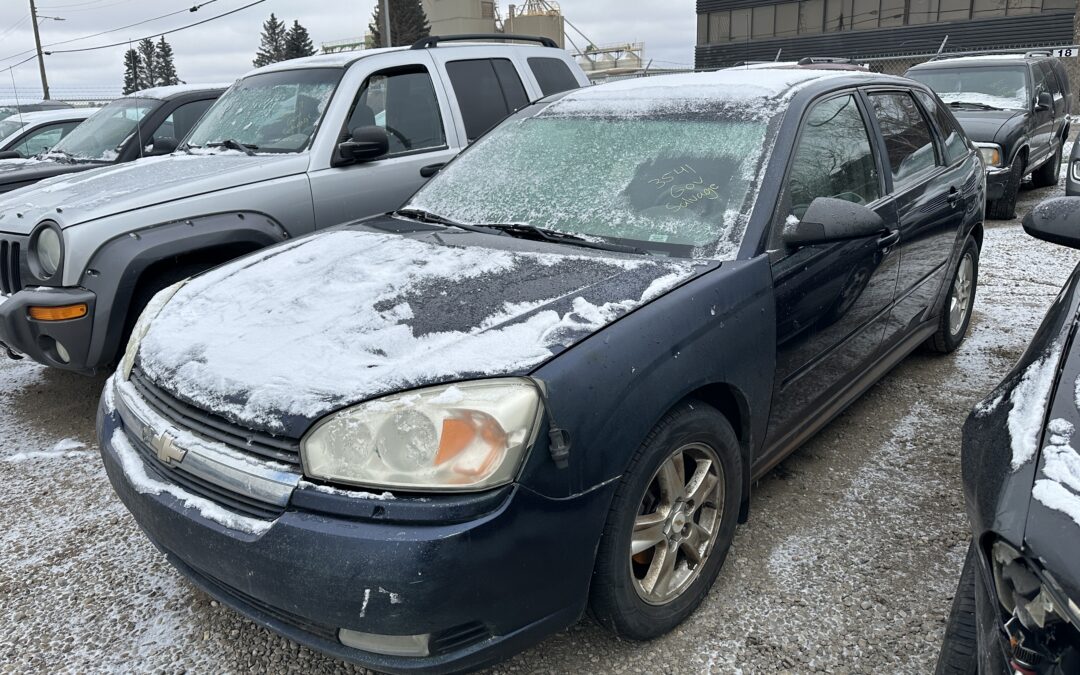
[97,68,985,673]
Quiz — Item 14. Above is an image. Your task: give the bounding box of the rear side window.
[869,92,938,189]
[447,58,530,141]
[785,94,881,219]
[528,57,579,96]
[915,90,969,165]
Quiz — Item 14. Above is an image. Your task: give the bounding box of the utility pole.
[29,0,50,100]
[381,0,392,48]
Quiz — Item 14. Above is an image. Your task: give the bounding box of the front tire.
[934,542,979,675]
[588,401,742,640]
[1031,144,1062,189]
[926,236,979,354]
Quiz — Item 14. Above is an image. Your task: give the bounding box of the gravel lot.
[2,170,1078,674]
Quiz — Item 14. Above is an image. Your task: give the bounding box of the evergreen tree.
[137,38,157,90]
[155,37,180,86]
[284,20,316,60]
[369,0,430,48]
[122,48,142,95]
[253,13,288,66]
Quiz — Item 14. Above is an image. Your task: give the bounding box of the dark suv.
[907,53,1071,219]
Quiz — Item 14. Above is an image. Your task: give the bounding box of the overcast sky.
[0,0,696,98]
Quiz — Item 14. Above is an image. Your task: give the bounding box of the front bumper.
[96,389,611,674]
[986,167,1012,201]
[0,286,96,372]
[1066,158,1080,197]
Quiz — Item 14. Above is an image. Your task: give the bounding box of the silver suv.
[0,35,587,373]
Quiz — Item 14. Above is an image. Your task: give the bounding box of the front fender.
[79,211,288,370]
[526,256,776,499]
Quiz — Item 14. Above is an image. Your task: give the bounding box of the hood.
[949,108,1024,144]
[0,157,96,192]
[137,222,709,437]
[0,151,308,235]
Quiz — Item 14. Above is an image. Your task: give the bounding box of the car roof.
[3,107,99,124]
[908,54,1048,69]
[0,99,72,109]
[246,42,564,76]
[126,83,232,100]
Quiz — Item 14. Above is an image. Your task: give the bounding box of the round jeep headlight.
[302,379,544,492]
[31,224,62,279]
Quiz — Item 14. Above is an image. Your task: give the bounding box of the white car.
[0,107,99,159]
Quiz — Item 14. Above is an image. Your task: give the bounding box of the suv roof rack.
[411,33,558,50]
[1024,50,1052,58]
[797,56,852,65]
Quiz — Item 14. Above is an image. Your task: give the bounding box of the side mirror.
[784,197,886,247]
[147,137,178,156]
[0,150,21,160]
[338,126,389,163]
[1035,91,1053,112]
[1022,197,1080,249]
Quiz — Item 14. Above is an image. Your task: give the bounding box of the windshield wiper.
[393,208,503,235]
[948,100,1000,110]
[205,139,258,156]
[483,222,651,255]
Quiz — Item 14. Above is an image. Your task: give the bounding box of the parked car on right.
[1065,141,1080,197]
[938,196,1080,674]
[907,53,1071,219]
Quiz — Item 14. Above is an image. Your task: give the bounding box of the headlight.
[119,280,186,380]
[30,222,63,280]
[302,379,543,492]
[976,143,1003,168]
[1071,159,1080,183]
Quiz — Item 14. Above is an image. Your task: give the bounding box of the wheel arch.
[680,382,754,523]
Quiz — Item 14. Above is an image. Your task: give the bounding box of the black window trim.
[860,86,945,197]
[332,63,451,168]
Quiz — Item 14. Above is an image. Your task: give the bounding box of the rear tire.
[1031,145,1063,189]
[588,400,742,641]
[934,542,979,675]
[986,153,1023,220]
[926,236,978,354]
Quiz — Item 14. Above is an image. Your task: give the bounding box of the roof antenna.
[744,14,750,69]
[8,66,25,130]
[775,47,783,62]
[933,35,949,61]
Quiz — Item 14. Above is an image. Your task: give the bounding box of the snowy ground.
[1,164,1078,673]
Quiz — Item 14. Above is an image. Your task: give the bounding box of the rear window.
[528,57,580,96]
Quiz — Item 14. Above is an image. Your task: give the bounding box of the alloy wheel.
[949,252,974,336]
[629,442,724,605]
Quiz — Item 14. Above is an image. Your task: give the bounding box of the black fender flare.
[79,210,289,370]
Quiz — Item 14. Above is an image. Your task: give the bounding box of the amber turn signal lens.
[28,304,87,321]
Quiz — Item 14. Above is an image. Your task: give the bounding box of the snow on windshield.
[410,71,802,260]
[185,68,339,153]
[46,98,155,161]
[137,229,701,431]
[909,67,1028,110]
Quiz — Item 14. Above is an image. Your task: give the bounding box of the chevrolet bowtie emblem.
[149,430,186,465]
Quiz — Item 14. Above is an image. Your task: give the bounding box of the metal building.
[423,0,499,35]
[695,0,1076,68]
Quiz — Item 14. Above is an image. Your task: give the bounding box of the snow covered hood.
[0,152,307,234]
[137,223,709,436]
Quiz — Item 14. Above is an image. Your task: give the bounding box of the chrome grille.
[129,366,301,465]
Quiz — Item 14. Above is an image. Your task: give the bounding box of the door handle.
[946,186,961,208]
[420,163,446,178]
[877,229,900,249]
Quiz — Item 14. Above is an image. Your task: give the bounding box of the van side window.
[869,92,938,189]
[348,67,447,156]
[528,57,579,96]
[915,90,969,165]
[446,59,530,141]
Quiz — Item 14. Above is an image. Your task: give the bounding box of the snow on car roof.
[128,83,232,99]
[911,54,1036,67]
[3,107,98,124]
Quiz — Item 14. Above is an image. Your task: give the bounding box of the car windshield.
[908,66,1029,110]
[185,68,341,153]
[0,118,26,140]
[46,97,157,161]
[408,107,776,259]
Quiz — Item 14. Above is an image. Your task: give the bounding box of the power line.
[44,0,264,55]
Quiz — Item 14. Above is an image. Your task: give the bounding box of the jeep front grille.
[0,237,24,295]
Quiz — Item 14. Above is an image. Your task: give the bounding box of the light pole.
[381,0,391,48]
[28,0,64,100]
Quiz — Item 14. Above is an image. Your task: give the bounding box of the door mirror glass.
[1023,197,1080,249]
[784,197,886,247]
[339,125,389,162]
[1035,91,1053,112]
[147,136,179,156]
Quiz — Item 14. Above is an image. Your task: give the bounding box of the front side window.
[347,68,446,156]
[916,90,969,165]
[48,97,157,161]
[784,94,880,221]
[870,92,939,189]
[186,68,341,153]
[409,100,780,259]
[907,65,1029,110]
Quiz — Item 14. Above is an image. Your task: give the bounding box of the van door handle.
[420,163,446,178]
[877,229,900,249]
[946,186,961,207]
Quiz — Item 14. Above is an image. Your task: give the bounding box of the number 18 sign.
[1053,47,1076,58]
